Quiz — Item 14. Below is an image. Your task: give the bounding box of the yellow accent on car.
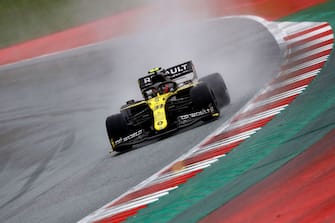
[147,92,173,131]
[212,113,219,117]
[146,83,197,131]
[110,138,116,149]
[148,67,161,74]
[120,100,147,110]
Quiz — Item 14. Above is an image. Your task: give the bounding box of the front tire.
[200,73,230,108]
[190,83,217,109]
[105,113,132,151]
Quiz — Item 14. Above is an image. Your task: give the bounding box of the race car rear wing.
[138,61,197,90]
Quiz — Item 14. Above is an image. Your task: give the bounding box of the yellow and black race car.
[106,61,230,152]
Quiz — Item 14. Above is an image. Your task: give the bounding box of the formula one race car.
[106,61,230,152]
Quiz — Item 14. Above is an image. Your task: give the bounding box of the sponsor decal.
[166,63,188,75]
[115,129,143,145]
[166,62,192,79]
[143,77,152,84]
[139,61,193,89]
[178,108,211,122]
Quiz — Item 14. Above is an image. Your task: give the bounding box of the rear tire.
[105,113,132,151]
[200,73,230,108]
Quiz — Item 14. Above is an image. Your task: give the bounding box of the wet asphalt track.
[0,18,282,223]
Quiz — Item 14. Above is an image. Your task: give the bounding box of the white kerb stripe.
[286,26,331,43]
[78,187,177,223]
[291,34,334,53]
[197,128,261,154]
[265,70,318,91]
[228,106,286,130]
[283,55,328,74]
[281,22,321,34]
[151,157,220,185]
[288,44,333,63]
[251,86,307,108]
[94,187,177,221]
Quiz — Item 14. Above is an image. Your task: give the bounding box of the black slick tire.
[190,83,217,109]
[200,73,230,108]
[105,113,131,151]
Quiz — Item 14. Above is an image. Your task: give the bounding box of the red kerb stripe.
[288,29,333,48]
[273,62,324,84]
[176,141,242,168]
[237,95,297,120]
[93,205,147,223]
[283,49,331,69]
[109,169,202,207]
[288,38,333,58]
[284,23,329,40]
[255,76,315,101]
